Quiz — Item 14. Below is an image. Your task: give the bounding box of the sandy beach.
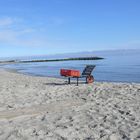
[0,69,140,140]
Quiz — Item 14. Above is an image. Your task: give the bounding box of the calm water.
[1,50,140,83]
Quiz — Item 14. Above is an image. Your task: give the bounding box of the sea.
[0,49,140,83]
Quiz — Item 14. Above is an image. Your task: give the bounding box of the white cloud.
[51,17,64,26]
[0,17,14,26]
[20,29,36,34]
[117,40,140,49]
[0,17,48,47]
[0,29,48,47]
[0,17,140,51]
[0,16,68,50]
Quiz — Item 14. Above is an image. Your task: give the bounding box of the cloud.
[0,29,48,47]
[0,16,68,49]
[0,16,140,51]
[20,29,36,34]
[0,17,48,47]
[51,17,64,26]
[0,17,14,26]
[117,40,140,49]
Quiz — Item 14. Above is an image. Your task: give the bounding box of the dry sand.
[0,69,140,140]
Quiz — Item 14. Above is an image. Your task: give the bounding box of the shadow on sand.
[43,81,86,86]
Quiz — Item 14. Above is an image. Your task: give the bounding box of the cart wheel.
[86,75,94,83]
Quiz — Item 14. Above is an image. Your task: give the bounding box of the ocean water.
[0,50,140,83]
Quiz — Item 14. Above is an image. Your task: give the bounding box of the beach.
[0,69,140,140]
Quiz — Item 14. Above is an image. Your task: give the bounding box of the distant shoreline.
[0,56,104,64]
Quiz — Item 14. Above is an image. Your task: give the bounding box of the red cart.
[60,65,95,85]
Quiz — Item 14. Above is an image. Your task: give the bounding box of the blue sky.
[0,0,140,57]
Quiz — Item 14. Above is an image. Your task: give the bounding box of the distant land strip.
[0,57,104,64]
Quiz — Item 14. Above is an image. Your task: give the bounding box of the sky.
[0,0,140,57]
